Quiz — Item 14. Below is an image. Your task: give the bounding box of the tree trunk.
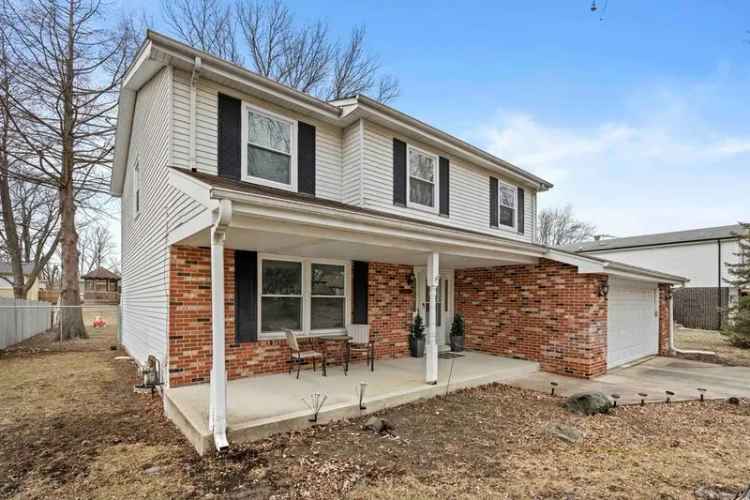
[59,1,85,340]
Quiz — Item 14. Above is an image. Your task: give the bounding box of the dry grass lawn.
[1,324,750,499]
[675,326,750,367]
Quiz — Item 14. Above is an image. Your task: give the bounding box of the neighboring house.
[0,262,40,301]
[111,31,685,449]
[81,267,121,304]
[566,225,746,330]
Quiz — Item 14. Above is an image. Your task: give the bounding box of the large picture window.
[498,182,516,228]
[310,263,346,330]
[261,260,302,333]
[245,106,295,188]
[407,145,438,210]
[258,257,349,336]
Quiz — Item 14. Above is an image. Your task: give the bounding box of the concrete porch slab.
[506,356,750,406]
[165,351,539,454]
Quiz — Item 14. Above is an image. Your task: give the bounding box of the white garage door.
[607,277,659,368]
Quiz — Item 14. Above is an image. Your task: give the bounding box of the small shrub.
[450,313,465,337]
[411,313,425,339]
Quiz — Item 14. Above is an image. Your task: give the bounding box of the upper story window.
[407,145,438,212]
[498,182,516,229]
[243,104,297,190]
[133,160,141,218]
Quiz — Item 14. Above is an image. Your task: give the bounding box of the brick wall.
[367,262,414,359]
[168,246,414,387]
[455,259,608,378]
[658,284,672,355]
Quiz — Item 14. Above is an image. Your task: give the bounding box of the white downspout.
[189,56,202,169]
[668,288,715,357]
[209,199,232,451]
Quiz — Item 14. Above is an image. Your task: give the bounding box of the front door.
[415,269,454,350]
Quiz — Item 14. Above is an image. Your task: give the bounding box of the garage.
[607,277,660,368]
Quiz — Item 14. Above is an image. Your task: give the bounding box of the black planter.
[409,336,425,357]
[450,335,465,352]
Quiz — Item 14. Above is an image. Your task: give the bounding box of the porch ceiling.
[177,219,537,269]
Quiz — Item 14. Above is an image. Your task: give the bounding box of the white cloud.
[470,86,750,236]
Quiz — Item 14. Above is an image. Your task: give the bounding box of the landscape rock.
[143,466,161,475]
[544,422,583,444]
[364,416,391,434]
[564,392,612,415]
[694,485,743,500]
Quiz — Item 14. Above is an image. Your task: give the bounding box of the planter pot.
[409,336,425,357]
[450,335,465,352]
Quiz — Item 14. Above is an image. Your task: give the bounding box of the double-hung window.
[498,182,516,229]
[244,105,297,189]
[407,145,438,211]
[310,263,346,330]
[260,259,303,333]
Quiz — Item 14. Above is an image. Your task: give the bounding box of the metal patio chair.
[285,329,326,379]
[345,324,374,375]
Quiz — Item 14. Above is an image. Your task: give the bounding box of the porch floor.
[164,351,539,454]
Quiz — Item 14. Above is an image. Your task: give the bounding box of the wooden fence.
[0,298,53,349]
[673,287,730,331]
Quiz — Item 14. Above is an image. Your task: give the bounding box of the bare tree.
[2,0,133,338]
[537,204,597,247]
[162,0,242,64]
[166,0,399,103]
[0,2,60,298]
[79,223,114,274]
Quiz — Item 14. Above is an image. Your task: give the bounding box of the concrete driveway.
[508,356,750,405]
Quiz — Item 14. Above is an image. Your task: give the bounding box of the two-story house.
[112,31,685,452]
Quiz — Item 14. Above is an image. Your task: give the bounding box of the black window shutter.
[297,121,316,195]
[352,261,369,324]
[439,156,449,216]
[235,250,258,342]
[489,177,498,227]
[517,187,525,234]
[217,93,242,180]
[393,138,407,206]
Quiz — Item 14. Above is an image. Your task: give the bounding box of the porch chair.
[345,324,374,375]
[284,329,326,379]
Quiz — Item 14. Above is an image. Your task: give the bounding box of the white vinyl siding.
[341,120,362,205]
[172,69,343,202]
[121,66,172,369]
[122,66,207,374]
[360,120,536,243]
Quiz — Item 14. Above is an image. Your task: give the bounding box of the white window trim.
[241,103,298,192]
[497,180,517,231]
[405,144,439,214]
[257,254,351,340]
[132,159,141,220]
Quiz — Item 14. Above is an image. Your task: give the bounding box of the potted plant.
[450,313,465,352]
[409,313,426,357]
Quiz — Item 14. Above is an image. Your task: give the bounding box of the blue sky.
[119,0,750,237]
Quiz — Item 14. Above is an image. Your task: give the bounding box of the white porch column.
[208,225,229,451]
[425,252,439,384]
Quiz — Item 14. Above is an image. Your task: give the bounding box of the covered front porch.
[165,351,539,455]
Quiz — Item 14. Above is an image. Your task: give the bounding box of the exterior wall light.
[599,282,610,298]
[405,272,415,289]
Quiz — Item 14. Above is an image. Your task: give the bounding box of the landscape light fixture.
[697,388,707,402]
[356,381,368,410]
[611,394,620,408]
[638,392,648,406]
[665,390,675,404]
[550,381,559,396]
